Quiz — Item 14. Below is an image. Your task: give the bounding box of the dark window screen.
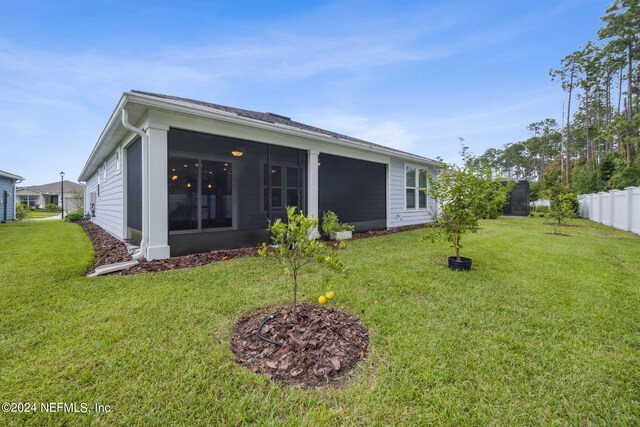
[319,154,386,225]
[168,128,306,231]
[168,157,199,231]
[126,138,142,231]
[201,160,232,229]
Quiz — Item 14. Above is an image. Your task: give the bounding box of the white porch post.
[307,150,319,219]
[145,123,171,260]
[307,150,319,237]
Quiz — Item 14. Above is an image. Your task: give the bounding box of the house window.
[405,165,429,209]
[20,195,38,207]
[262,164,301,211]
[168,156,233,232]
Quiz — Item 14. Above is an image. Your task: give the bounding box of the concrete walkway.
[28,214,62,221]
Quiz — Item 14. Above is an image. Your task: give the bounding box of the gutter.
[121,109,148,260]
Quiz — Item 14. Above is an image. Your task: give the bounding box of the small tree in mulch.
[259,206,345,322]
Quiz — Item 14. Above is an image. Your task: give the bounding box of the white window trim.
[115,148,122,174]
[404,163,431,211]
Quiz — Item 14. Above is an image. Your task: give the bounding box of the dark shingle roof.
[131,90,438,164]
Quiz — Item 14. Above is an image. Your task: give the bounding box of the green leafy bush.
[65,211,84,222]
[543,182,578,232]
[15,205,26,221]
[259,206,345,321]
[534,205,549,213]
[425,146,508,262]
[44,204,61,212]
[321,211,354,238]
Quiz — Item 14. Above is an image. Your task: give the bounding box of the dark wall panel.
[127,138,142,232]
[319,154,386,231]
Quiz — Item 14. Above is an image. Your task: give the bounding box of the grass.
[24,211,60,219]
[0,217,638,425]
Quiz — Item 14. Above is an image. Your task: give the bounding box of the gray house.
[79,91,440,259]
[16,180,85,213]
[0,170,24,223]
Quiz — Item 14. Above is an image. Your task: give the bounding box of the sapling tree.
[425,146,509,261]
[259,206,345,321]
[543,181,579,233]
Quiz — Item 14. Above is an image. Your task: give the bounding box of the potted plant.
[321,211,355,241]
[425,145,509,271]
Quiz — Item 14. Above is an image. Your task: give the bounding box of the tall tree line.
[480,0,640,195]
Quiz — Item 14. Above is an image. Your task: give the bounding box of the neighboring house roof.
[0,170,24,181]
[17,180,84,194]
[79,90,442,181]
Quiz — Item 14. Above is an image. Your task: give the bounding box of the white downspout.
[122,109,148,260]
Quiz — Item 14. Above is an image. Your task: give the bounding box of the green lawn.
[1,217,639,425]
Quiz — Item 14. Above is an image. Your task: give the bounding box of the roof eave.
[126,92,443,166]
[79,92,442,181]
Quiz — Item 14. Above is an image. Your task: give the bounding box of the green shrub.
[534,205,549,213]
[15,205,26,221]
[44,204,61,212]
[543,182,578,231]
[321,211,354,238]
[425,146,508,262]
[65,211,84,222]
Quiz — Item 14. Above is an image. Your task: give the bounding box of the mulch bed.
[231,304,369,388]
[544,232,571,237]
[78,221,132,275]
[76,220,257,276]
[121,247,257,275]
[77,221,433,276]
[352,223,434,239]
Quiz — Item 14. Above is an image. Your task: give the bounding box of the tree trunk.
[606,72,611,153]
[626,43,633,166]
[566,72,574,186]
[618,66,623,115]
[292,270,298,322]
[618,67,624,154]
[585,85,591,166]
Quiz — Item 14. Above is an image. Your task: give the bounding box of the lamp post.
[60,171,65,219]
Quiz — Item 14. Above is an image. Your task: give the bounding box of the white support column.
[307,150,319,238]
[307,150,319,219]
[145,123,171,260]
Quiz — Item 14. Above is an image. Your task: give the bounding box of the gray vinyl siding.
[0,176,16,222]
[389,158,436,227]
[86,149,124,239]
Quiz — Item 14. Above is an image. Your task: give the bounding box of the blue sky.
[0,0,608,185]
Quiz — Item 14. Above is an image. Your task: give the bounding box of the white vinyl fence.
[578,187,640,235]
